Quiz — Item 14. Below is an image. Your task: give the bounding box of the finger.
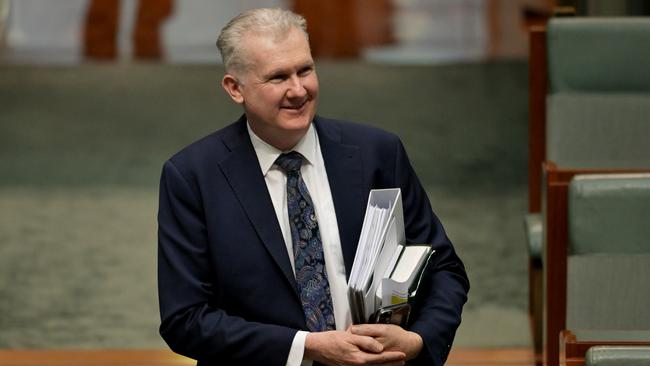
[350,324,388,337]
[365,350,406,364]
[350,334,384,353]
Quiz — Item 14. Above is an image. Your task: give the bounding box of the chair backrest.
[527,18,650,212]
[568,174,650,255]
[547,18,650,93]
[546,18,650,168]
[566,174,650,330]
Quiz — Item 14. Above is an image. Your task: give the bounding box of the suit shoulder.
[165,118,242,171]
[315,116,402,147]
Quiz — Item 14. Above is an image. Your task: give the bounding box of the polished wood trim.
[527,25,547,214]
[293,0,360,58]
[293,0,394,58]
[83,0,120,60]
[527,25,547,366]
[544,161,569,366]
[355,0,395,48]
[486,0,501,59]
[0,349,193,365]
[84,0,173,60]
[133,0,174,59]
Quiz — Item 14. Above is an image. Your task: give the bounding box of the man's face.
[223,27,319,150]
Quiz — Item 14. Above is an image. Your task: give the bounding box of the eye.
[268,73,288,83]
[298,66,313,76]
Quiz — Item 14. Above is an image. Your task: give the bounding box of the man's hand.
[349,324,423,361]
[304,330,406,366]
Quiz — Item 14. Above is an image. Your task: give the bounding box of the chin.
[279,113,314,131]
[277,121,310,137]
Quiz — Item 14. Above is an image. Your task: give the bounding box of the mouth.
[281,99,309,113]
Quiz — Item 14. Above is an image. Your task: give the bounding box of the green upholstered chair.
[542,166,650,366]
[546,18,650,169]
[525,17,650,365]
[546,173,650,366]
[586,346,650,366]
[566,174,650,331]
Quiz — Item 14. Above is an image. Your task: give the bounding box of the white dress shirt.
[247,122,353,366]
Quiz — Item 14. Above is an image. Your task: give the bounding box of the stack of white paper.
[348,189,404,323]
[349,205,391,290]
[348,188,435,324]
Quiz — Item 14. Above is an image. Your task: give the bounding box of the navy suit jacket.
[158,115,469,365]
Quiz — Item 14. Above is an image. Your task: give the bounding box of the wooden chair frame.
[528,25,547,215]
[527,24,548,366]
[543,162,650,366]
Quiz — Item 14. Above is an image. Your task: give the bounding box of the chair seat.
[586,345,650,366]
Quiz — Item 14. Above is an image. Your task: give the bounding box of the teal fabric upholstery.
[568,174,650,255]
[547,94,650,168]
[586,346,650,366]
[567,254,650,330]
[547,18,650,93]
[566,174,650,330]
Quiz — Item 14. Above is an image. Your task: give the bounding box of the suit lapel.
[315,117,365,279]
[217,118,299,297]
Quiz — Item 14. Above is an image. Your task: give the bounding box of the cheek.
[263,88,286,105]
[305,81,319,98]
[249,90,281,110]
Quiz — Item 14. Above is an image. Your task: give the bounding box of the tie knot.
[275,151,304,173]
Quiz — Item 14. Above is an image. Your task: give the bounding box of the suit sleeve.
[157,160,297,365]
[392,139,470,366]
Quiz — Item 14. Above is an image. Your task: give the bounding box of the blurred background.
[0,0,647,357]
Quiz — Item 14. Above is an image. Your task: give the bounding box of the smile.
[281,99,308,111]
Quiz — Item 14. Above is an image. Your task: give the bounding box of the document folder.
[347,188,434,325]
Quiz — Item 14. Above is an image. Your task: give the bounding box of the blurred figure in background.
[83,0,173,60]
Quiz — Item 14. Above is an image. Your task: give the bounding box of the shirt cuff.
[286,330,310,366]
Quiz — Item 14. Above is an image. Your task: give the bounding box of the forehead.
[241,27,313,75]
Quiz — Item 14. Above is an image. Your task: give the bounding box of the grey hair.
[216,8,308,74]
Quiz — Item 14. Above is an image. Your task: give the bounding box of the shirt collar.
[247,121,317,176]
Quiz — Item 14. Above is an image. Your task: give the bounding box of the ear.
[221,74,244,104]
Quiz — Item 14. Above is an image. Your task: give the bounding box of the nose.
[286,75,307,99]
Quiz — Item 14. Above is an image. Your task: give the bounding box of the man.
[158,8,469,366]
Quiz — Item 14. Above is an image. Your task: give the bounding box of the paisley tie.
[275,151,336,331]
